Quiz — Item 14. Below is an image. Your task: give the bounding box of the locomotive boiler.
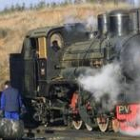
[10,8,140,133]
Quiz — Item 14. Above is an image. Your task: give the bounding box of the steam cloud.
[63,14,97,32]
[78,63,122,111]
[84,16,97,31]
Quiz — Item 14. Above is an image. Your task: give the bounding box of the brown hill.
[0,3,130,88]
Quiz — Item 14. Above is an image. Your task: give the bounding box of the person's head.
[52,40,58,47]
[4,81,11,89]
[52,40,60,51]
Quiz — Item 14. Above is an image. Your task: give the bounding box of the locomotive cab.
[10,34,62,98]
[10,23,90,98]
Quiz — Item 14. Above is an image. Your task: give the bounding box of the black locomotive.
[10,8,140,133]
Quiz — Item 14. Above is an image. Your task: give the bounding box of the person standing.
[1,81,22,120]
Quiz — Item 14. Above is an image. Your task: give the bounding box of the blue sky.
[1,0,139,11]
[0,0,65,11]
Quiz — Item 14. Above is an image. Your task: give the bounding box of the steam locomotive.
[10,8,140,133]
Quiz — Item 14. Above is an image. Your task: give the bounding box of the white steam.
[64,15,80,25]
[63,12,97,32]
[84,16,97,31]
[78,63,122,109]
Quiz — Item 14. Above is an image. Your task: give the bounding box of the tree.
[74,0,86,3]
[36,0,46,9]
[21,3,26,11]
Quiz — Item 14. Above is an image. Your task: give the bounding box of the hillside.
[0,2,130,88]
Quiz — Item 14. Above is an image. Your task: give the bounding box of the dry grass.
[0,2,131,88]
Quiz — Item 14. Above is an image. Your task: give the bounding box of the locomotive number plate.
[118,105,130,114]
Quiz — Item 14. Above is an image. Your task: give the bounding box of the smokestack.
[97,13,109,37]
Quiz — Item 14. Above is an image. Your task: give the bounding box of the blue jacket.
[1,87,22,112]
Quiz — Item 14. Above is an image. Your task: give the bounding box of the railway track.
[22,126,140,140]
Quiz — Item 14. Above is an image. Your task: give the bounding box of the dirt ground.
[22,126,140,140]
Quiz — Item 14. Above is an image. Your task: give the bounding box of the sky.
[0,0,65,11]
[0,0,140,11]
